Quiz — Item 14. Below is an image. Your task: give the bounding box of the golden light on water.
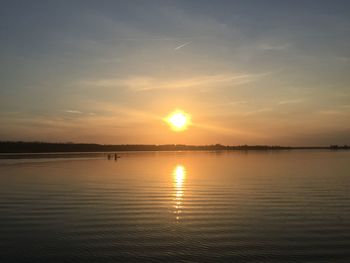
[173,164,186,221]
[174,165,186,187]
[165,110,191,132]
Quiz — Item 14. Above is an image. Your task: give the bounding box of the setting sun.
[165,110,191,132]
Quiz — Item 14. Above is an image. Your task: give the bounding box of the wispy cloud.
[278,98,305,105]
[174,41,192,50]
[318,110,343,115]
[318,108,350,115]
[243,108,273,116]
[229,100,248,105]
[63,109,83,114]
[78,72,266,92]
[130,73,263,91]
[193,122,263,138]
[259,42,290,51]
[0,111,21,116]
[335,56,350,62]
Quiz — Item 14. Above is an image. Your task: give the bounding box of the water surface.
[0,151,349,262]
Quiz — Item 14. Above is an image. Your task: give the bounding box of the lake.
[0,150,349,262]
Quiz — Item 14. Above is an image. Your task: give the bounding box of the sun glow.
[165,110,191,132]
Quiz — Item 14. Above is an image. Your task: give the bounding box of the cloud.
[335,56,350,62]
[229,100,248,105]
[128,74,257,91]
[278,98,305,105]
[193,122,263,138]
[339,105,350,109]
[78,72,266,92]
[258,42,290,51]
[63,109,83,114]
[174,41,192,50]
[318,109,350,115]
[243,108,273,116]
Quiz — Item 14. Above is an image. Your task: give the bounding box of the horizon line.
[1,141,349,149]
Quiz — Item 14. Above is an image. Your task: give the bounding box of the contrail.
[174,41,192,50]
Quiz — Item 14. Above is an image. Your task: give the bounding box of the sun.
[165,110,191,132]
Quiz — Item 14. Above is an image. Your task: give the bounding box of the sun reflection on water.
[173,164,186,221]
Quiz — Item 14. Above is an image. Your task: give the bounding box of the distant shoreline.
[0,141,349,156]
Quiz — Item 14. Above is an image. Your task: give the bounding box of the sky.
[0,0,349,146]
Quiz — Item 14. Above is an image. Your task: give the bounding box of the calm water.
[0,151,349,262]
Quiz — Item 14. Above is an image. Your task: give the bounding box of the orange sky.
[0,1,349,146]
